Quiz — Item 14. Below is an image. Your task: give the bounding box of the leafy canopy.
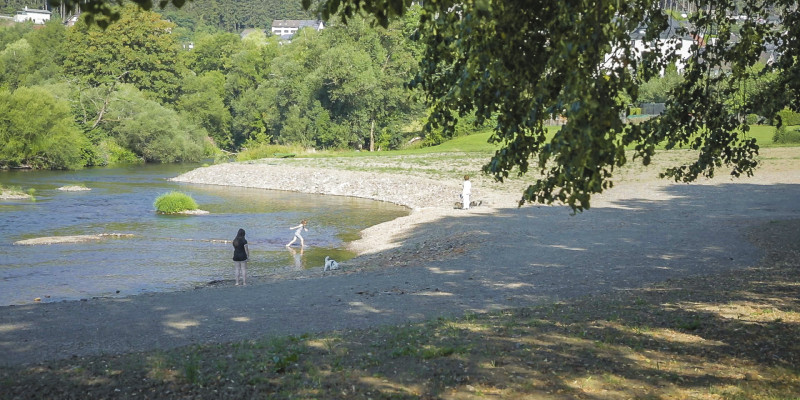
[308,0,797,210]
[49,0,799,210]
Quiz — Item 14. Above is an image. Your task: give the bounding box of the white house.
[14,7,51,25]
[628,17,699,74]
[605,17,701,76]
[270,19,324,40]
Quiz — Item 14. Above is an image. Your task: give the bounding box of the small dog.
[324,256,340,271]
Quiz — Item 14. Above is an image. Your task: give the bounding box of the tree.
[61,0,314,31]
[0,86,87,169]
[0,21,67,90]
[64,4,184,103]
[0,38,36,91]
[637,64,683,104]
[224,33,280,102]
[307,0,798,211]
[0,19,31,50]
[314,15,421,151]
[101,84,207,163]
[181,31,241,74]
[177,70,233,148]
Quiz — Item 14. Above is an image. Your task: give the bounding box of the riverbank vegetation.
[0,4,426,170]
[153,191,199,214]
[0,183,32,199]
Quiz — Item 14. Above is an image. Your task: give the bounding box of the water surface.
[0,164,408,306]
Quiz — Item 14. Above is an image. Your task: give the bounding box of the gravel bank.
[0,148,797,367]
[171,160,466,210]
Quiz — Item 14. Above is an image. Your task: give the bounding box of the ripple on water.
[0,165,408,306]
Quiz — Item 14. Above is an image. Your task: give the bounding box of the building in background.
[14,7,51,24]
[270,20,324,40]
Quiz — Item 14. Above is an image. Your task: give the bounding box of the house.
[270,19,324,40]
[65,14,79,26]
[603,17,701,76]
[628,17,698,74]
[14,6,51,25]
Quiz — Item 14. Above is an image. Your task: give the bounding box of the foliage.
[308,0,798,211]
[0,22,66,90]
[0,20,30,51]
[0,86,87,169]
[223,33,280,105]
[636,64,683,104]
[176,71,233,148]
[0,3,430,167]
[227,13,422,151]
[102,85,206,163]
[773,126,800,144]
[162,0,314,32]
[153,191,199,214]
[181,32,241,74]
[94,139,144,165]
[4,0,797,183]
[776,108,800,127]
[236,143,306,161]
[0,38,36,90]
[64,5,184,103]
[21,20,68,83]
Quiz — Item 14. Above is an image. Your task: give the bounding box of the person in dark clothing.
[232,228,249,286]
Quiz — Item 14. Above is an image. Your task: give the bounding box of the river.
[0,163,408,306]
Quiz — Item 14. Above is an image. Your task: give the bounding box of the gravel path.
[1,148,798,367]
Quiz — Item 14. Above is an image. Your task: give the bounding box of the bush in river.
[154,192,198,214]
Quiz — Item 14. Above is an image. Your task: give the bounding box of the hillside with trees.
[0,3,424,169]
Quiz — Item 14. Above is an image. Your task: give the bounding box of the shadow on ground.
[1,183,799,398]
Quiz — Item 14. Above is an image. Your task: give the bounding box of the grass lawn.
[295,124,796,160]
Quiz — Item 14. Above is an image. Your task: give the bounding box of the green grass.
[153,191,199,214]
[297,124,796,160]
[237,143,307,161]
[0,184,23,193]
[0,184,33,199]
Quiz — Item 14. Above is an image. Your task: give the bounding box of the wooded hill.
[1,0,314,32]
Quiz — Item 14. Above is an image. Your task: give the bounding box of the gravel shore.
[1,148,798,367]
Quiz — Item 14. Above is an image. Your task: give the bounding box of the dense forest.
[1,0,313,31]
[0,3,426,169]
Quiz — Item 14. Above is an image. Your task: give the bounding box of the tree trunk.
[369,119,375,152]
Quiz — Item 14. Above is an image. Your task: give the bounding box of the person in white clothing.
[462,175,471,210]
[286,219,308,247]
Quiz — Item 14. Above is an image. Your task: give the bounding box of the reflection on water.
[0,164,408,306]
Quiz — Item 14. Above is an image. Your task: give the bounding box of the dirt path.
[1,148,798,367]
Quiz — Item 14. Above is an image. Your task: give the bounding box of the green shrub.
[0,86,87,169]
[775,108,800,126]
[236,142,305,161]
[773,125,800,144]
[0,184,26,197]
[103,139,142,165]
[746,114,760,125]
[629,107,642,116]
[154,191,198,214]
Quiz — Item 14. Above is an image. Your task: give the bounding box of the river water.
[0,164,408,306]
